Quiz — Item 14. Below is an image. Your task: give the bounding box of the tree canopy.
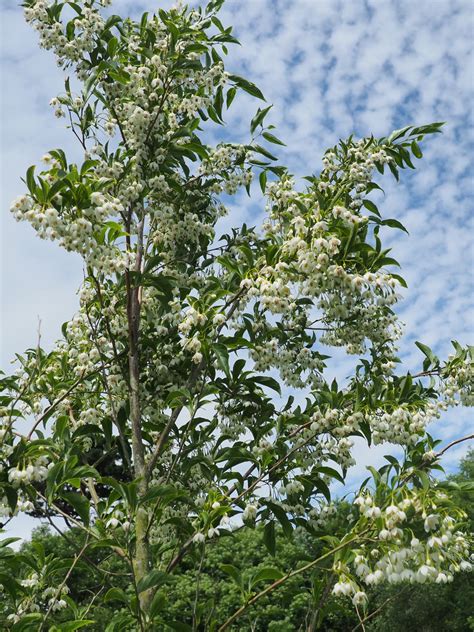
[0,0,472,630]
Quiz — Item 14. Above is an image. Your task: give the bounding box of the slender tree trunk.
[126,223,153,615]
[129,346,152,613]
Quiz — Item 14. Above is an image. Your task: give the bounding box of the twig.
[84,303,132,470]
[39,536,90,631]
[436,433,474,458]
[146,287,247,478]
[192,545,206,631]
[230,421,323,505]
[167,415,323,573]
[307,574,335,631]
[351,591,404,632]
[27,373,85,440]
[218,530,371,631]
[35,491,127,559]
[354,604,366,632]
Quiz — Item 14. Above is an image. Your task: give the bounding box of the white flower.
[352,591,367,606]
[333,581,353,596]
[192,352,203,364]
[212,313,226,326]
[424,514,440,532]
[243,503,258,521]
[193,532,205,544]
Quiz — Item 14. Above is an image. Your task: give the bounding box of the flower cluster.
[7,457,50,488]
[441,354,474,407]
[24,1,105,66]
[368,404,437,446]
[10,187,133,275]
[332,489,472,607]
[7,573,70,625]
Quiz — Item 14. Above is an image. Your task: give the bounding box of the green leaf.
[251,567,284,587]
[107,36,118,57]
[213,343,230,377]
[263,520,276,556]
[0,573,20,600]
[80,159,98,177]
[0,537,21,548]
[104,587,130,605]
[226,86,237,108]
[313,477,331,502]
[259,169,267,194]
[11,614,43,631]
[253,144,278,161]
[166,623,193,632]
[411,140,423,158]
[60,492,90,526]
[362,199,380,217]
[26,165,36,195]
[381,218,409,234]
[140,484,187,505]
[220,564,242,586]
[136,569,170,594]
[417,470,431,491]
[229,74,265,100]
[251,375,281,395]
[316,466,345,485]
[262,131,285,146]
[387,125,412,143]
[411,122,445,136]
[390,273,408,289]
[51,622,95,632]
[388,162,399,181]
[415,341,434,361]
[207,104,223,125]
[266,502,293,537]
[250,105,273,133]
[104,614,136,632]
[399,147,416,169]
[375,256,401,268]
[150,590,167,619]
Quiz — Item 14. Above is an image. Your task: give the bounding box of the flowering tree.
[1,0,473,629]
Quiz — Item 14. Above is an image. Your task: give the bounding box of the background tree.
[0,0,472,630]
[6,450,473,631]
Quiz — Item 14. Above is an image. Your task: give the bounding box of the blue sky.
[1,0,473,541]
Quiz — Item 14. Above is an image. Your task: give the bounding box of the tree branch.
[436,433,474,458]
[146,287,247,478]
[350,590,407,632]
[26,373,85,440]
[218,530,371,631]
[39,536,90,631]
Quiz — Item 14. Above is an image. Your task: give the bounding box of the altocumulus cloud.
[0,0,472,541]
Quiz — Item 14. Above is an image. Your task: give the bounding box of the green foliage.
[7,451,472,630]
